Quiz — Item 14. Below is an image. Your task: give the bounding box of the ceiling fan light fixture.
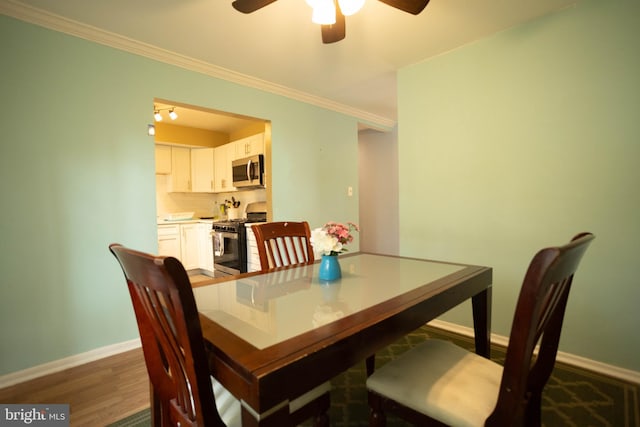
[232,0,430,43]
[338,0,365,16]
[311,0,336,25]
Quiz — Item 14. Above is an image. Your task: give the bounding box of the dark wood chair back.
[487,232,595,425]
[367,232,595,427]
[109,244,225,427]
[251,221,315,271]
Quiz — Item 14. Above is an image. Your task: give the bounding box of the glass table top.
[193,253,465,349]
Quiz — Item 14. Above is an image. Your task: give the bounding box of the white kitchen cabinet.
[214,143,235,193]
[155,145,172,175]
[234,133,264,159]
[157,224,181,258]
[197,223,214,273]
[169,146,191,192]
[245,223,265,272]
[180,223,200,270]
[191,148,215,192]
[158,222,213,272]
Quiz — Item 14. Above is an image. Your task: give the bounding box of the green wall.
[0,16,358,375]
[398,0,640,371]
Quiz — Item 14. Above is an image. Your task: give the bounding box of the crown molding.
[1,0,396,130]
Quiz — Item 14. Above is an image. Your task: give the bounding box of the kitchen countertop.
[245,221,266,228]
[157,218,216,226]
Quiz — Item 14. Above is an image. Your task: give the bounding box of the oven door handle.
[211,230,239,257]
[215,231,238,240]
[211,231,222,257]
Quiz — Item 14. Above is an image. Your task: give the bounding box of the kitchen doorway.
[153,99,271,277]
[152,98,271,221]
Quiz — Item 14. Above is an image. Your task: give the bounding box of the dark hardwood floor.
[2,327,638,426]
[0,348,149,426]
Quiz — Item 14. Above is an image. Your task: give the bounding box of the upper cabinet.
[191,148,215,192]
[155,145,172,175]
[234,133,264,159]
[169,146,191,192]
[214,143,235,193]
[156,132,264,194]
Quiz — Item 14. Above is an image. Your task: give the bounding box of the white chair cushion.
[212,377,331,427]
[366,339,502,427]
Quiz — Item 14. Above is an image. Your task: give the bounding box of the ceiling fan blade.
[377,0,430,15]
[321,6,346,44]
[232,0,278,13]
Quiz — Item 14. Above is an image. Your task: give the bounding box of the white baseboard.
[2,322,639,389]
[0,338,141,389]
[427,319,640,385]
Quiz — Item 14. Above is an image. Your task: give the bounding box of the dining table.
[192,252,492,426]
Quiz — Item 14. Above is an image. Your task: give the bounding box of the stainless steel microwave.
[232,154,264,188]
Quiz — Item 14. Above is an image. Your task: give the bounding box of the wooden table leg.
[365,354,375,376]
[471,285,492,359]
[150,382,161,425]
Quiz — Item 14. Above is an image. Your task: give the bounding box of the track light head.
[153,105,179,122]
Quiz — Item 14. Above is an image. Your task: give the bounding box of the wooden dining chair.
[109,243,330,427]
[366,232,595,427]
[251,221,315,271]
[252,221,378,381]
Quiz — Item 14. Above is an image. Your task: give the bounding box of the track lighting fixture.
[153,105,179,122]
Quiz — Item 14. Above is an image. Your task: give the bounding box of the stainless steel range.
[211,201,267,277]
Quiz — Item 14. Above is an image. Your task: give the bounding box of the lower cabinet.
[157,224,181,259]
[180,223,200,270]
[197,223,215,273]
[158,222,214,273]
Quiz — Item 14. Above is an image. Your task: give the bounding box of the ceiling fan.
[231,0,431,44]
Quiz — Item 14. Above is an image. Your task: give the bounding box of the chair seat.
[366,339,502,427]
[213,377,332,427]
[366,234,594,427]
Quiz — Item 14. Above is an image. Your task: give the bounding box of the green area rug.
[109,325,639,426]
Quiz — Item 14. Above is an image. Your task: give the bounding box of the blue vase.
[318,255,342,282]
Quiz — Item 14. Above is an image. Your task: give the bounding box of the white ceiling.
[3,0,578,131]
